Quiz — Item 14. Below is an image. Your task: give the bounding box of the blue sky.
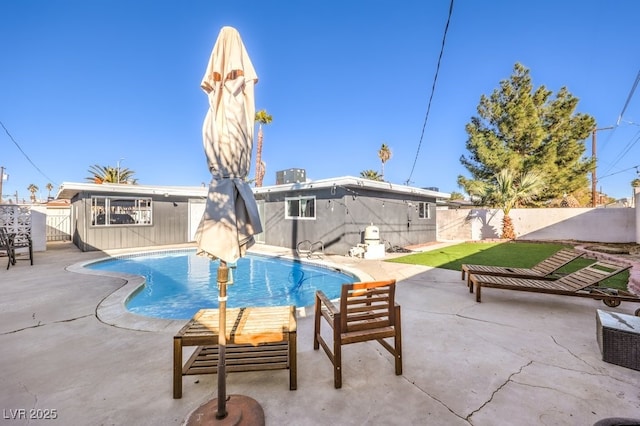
[1,0,639,202]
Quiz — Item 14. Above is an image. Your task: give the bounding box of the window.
[418,202,431,219]
[285,196,316,219]
[91,196,152,226]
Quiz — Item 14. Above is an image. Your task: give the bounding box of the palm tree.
[46,183,54,200]
[86,164,137,184]
[27,184,39,203]
[479,169,545,239]
[378,143,392,179]
[254,109,273,187]
[359,170,383,181]
[449,191,465,201]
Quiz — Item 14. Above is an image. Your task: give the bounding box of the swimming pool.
[87,250,358,320]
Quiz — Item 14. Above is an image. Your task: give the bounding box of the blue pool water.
[87,250,358,320]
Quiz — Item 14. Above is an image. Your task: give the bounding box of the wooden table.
[173,306,297,399]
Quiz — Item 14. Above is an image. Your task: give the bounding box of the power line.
[616,68,640,126]
[597,69,640,176]
[601,127,640,176]
[598,164,640,181]
[0,119,57,185]
[405,0,455,185]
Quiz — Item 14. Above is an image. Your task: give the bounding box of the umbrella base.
[185,395,264,426]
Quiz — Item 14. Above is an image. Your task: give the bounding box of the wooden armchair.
[313,279,402,388]
[0,228,33,269]
[0,227,15,269]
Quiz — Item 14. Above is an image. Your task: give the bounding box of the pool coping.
[66,244,372,332]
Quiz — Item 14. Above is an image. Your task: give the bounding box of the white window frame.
[285,196,316,220]
[91,196,153,226]
[418,202,431,219]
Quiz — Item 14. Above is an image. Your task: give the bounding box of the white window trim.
[91,196,153,227]
[418,202,431,219]
[285,195,316,220]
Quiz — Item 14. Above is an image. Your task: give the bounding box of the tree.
[458,63,595,203]
[360,170,383,181]
[254,109,273,187]
[86,164,137,184]
[27,183,39,203]
[378,143,392,179]
[476,169,545,239]
[449,191,465,201]
[46,183,54,200]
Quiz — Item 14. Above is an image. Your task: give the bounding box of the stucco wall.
[437,207,637,243]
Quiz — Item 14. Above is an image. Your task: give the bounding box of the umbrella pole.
[216,261,228,420]
[184,258,264,425]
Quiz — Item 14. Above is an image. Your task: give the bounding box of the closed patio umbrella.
[189,26,264,424]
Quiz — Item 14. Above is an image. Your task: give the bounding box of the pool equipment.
[349,224,386,259]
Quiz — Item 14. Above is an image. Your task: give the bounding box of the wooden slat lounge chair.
[469,260,640,312]
[313,279,402,389]
[461,248,583,286]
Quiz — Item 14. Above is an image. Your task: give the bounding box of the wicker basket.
[596,309,640,371]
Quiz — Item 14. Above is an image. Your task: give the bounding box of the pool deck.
[1,241,639,425]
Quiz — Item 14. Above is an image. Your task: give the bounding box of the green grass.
[388,241,630,290]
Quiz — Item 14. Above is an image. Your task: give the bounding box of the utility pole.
[591,126,614,207]
[117,158,124,184]
[0,166,5,203]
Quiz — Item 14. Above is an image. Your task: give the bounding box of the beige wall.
[437,206,637,243]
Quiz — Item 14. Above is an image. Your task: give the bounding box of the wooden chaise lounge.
[468,260,640,314]
[461,248,583,286]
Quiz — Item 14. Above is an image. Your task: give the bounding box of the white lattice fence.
[0,205,32,245]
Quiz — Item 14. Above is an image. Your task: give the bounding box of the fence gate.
[46,212,71,241]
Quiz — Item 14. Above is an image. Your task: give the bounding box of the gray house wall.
[255,186,437,255]
[72,191,190,251]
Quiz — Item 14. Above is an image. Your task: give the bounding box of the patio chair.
[0,227,16,269]
[461,248,583,286]
[313,279,402,388]
[2,229,33,268]
[468,260,640,312]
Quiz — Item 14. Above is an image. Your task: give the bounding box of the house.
[56,182,207,252]
[56,177,450,254]
[252,176,450,255]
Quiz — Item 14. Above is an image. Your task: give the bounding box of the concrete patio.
[1,241,639,425]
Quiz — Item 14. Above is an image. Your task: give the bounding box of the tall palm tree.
[254,109,273,187]
[378,143,392,179]
[359,170,383,181]
[86,164,137,184]
[479,169,545,239]
[27,183,39,203]
[46,183,54,200]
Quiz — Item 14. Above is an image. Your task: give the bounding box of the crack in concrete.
[368,344,472,423]
[1,314,93,335]
[466,360,533,422]
[21,382,38,426]
[400,374,471,424]
[549,334,596,371]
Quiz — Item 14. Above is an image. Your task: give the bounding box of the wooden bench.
[173,306,297,399]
